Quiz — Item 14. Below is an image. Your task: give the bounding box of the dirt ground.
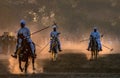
[0,49,120,77]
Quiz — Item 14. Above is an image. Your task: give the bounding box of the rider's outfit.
[87,29,102,51]
[49,25,62,52]
[16,26,35,55]
[12,20,35,58]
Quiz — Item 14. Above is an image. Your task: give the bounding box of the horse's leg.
[56,53,58,59]
[91,51,95,60]
[93,51,95,60]
[53,52,55,61]
[91,51,93,60]
[52,52,54,61]
[94,50,96,60]
[25,58,28,73]
[53,52,56,61]
[32,58,35,70]
[54,48,58,61]
[19,58,23,72]
[54,53,57,61]
[95,50,98,60]
[96,50,99,60]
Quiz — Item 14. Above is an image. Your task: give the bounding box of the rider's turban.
[20,19,26,25]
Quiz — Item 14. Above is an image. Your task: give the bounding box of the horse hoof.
[20,69,23,72]
[33,68,36,70]
[53,59,56,62]
[25,71,28,74]
[89,59,93,61]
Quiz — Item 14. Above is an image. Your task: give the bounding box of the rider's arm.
[17,30,20,38]
[97,32,100,39]
[50,32,53,40]
[89,32,93,40]
[57,32,61,35]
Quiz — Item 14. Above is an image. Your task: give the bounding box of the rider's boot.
[87,45,90,51]
[87,41,92,51]
[49,48,52,53]
[87,48,90,51]
[58,45,62,52]
[11,52,17,58]
[99,48,102,51]
[31,52,36,58]
[59,49,62,52]
[87,42,92,51]
[49,44,52,53]
[49,50,51,53]
[11,48,19,58]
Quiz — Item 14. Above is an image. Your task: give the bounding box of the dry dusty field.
[0,49,120,78]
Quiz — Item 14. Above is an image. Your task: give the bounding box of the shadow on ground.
[38,50,120,73]
[42,52,87,72]
[1,52,120,76]
[0,59,10,74]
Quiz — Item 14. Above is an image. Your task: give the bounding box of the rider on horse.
[12,20,35,58]
[49,22,62,52]
[87,27,102,51]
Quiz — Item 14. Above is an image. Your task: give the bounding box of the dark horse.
[89,35,99,60]
[18,38,36,73]
[51,36,58,61]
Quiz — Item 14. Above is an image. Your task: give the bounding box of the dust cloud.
[8,56,43,74]
[0,0,120,74]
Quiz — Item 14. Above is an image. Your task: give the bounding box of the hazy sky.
[0,0,120,41]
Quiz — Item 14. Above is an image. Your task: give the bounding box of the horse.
[18,38,36,73]
[51,36,59,61]
[89,35,99,60]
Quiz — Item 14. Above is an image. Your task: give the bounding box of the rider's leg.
[49,40,52,52]
[27,39,35,57]
[58,40,62,51]
[32,42,36,56]
[14,44,20,54]
[14,39,22,54]
[29,42,35,57]
[12,43,21,58]
[99,41,102,51]
[97,39,102,51]
[87,41,91,51]
[12,38,22,56]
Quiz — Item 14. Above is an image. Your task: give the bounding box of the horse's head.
[18,34,29,50]
[90,35,98,51]
[18,34,27,44]
[52,35,58,41]
[90,35,96,41]
[51,35,58,48]
[90,35,98,46]
[18,34,25,39]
